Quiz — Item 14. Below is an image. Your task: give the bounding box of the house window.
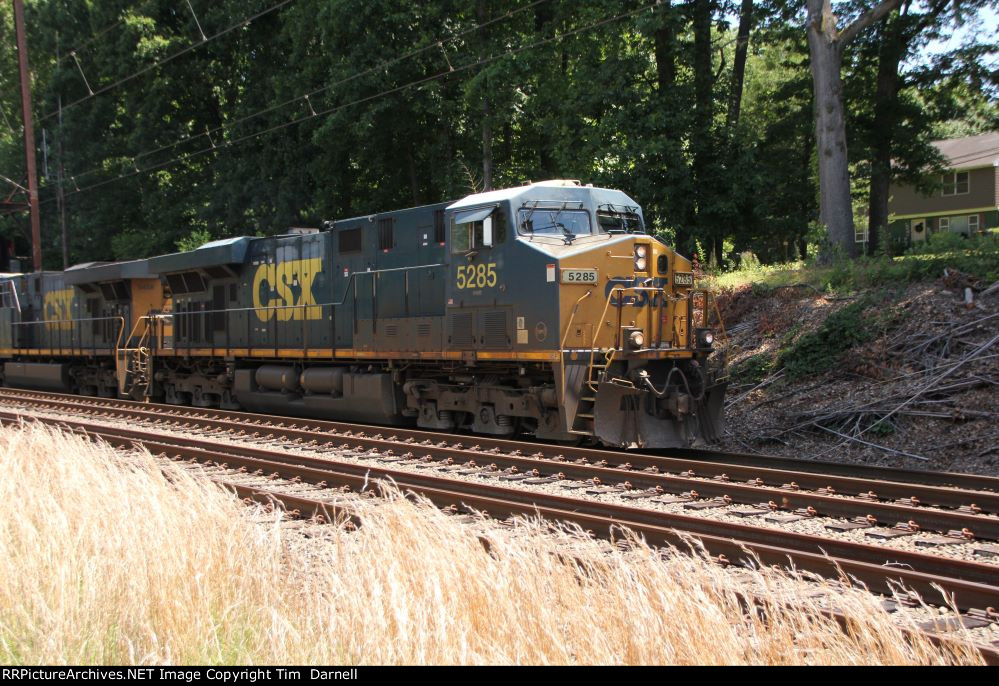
[969,214,979,233]
[946,215,971,235]
[854,225,868,243]
[941,171,969,196]
[939,217,949,232]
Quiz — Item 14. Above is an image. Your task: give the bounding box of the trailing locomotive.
[0,181,726,448]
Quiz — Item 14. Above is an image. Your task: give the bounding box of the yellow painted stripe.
[3,346,566,364]
[0,348,114,356]
[477,351,560,362]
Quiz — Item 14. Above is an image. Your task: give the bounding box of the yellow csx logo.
[43,289,74,330]
[252,258,323,322]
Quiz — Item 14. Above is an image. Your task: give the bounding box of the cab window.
[451,208,505,253]
[517,208,593,237]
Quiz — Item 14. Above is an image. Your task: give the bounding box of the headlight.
[628,330,645,349]
[635,257,647,271]
[696,328,714,348]
[635,245,647,258]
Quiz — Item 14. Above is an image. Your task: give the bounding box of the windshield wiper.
[555,222,575,244]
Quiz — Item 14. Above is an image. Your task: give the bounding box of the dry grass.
[0,422,984,665]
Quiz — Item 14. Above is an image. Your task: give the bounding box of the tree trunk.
[712,236,725,268]
[866,12,904,256]
[481,100,493,191]
[805,0,902,259]
[478,0,493,191]
[691,0,715,252]
[726,0,754,133]
[653,2,691,253]
[407,142,420,206]
[806,2,857,258]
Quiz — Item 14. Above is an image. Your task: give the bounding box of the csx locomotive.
[0,181,726,448]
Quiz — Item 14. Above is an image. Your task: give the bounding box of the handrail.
[0,280,21,313]
[11,315,126,355]
[559,289,593,402]
[582,284,688,397]
[116,315,155,398]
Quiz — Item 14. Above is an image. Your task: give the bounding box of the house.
[887,131,999,245]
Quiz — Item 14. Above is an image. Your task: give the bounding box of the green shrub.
[776,300,872,380]
[731,353,773,385]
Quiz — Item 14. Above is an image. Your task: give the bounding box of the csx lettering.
[455,263,497,290]
[605,277,668,308]
[252,258,323,322]
[43,288,75,331]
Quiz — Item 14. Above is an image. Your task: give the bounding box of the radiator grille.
[449,312,474,347]
[482,311,508,347]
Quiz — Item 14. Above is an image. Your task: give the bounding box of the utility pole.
[55,34,67,269]
[57,96,67,269]
[12,0,42,272]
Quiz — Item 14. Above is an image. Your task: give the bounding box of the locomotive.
[0,180,726,448]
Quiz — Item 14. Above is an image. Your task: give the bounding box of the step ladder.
[569,349,615,436]
[116,318,153,399]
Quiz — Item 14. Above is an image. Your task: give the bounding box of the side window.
[378,218,394,251]
[450,208,504,254]
[434,209,446,244]
[452,222,471,254]
[338,228,362,254]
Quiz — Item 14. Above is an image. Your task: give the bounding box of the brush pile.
[718,274,999,472]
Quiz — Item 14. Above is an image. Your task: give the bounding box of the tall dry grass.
[0,422,983,665]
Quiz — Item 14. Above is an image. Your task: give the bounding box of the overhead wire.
[54,0,159,66]
[42,1,666,205]
[38,0,297,123]
[41,0,554,190]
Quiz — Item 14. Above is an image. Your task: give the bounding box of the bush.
[908,231,970,255]
[731,353,773,385]
[776,300,872,380]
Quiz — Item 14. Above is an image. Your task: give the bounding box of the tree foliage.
[0,0,994,268]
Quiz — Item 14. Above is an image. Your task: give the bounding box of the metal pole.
[56,34,67,269]
[57,96,67,269]
[12,0,42,272]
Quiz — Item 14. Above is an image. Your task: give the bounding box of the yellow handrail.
[582,284,686,394]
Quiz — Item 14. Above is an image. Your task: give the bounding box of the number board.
[560,268,598,284]
[673,272,694,287]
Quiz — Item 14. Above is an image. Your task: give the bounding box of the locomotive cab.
[438,180,726,449]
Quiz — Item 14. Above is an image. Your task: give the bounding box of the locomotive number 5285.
[456,263,498,289]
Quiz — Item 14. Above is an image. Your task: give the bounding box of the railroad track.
[2,387,998,662]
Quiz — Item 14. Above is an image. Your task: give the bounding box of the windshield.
[517,208,593,237]
[596,205,645,233]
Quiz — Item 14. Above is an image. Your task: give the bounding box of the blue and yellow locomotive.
[0,180,726,448]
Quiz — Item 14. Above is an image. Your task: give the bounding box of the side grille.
[416,322,431,337]
[482,310,508,347]
[449,312,474,347]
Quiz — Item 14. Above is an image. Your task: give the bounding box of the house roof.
[933,131,999,169]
